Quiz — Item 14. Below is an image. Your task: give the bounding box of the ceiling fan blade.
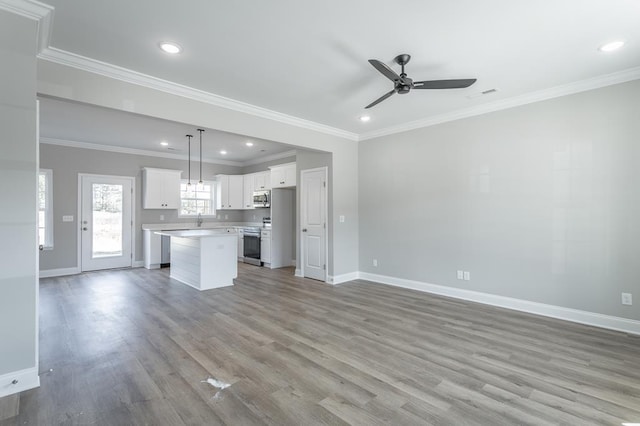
[365,89,396,109]
[412,79,477,89]
[368,59,405,84]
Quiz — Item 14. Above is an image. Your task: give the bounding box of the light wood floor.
[2,264,640,425]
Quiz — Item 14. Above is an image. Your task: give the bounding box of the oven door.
[243,233,261,265]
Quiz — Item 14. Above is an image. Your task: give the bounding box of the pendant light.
[185,134,193,186]
[197,128,204,186]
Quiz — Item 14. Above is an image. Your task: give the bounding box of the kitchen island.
[154,229,238,290]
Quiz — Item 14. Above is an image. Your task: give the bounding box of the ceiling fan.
[365,54,477,109]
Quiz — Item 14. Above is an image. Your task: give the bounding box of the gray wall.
[0,11,38,376]
[39,144,245,270]
[241,155,296,174]
[359,80,640,320]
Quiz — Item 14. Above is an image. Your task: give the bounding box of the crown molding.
[241,149,297,167]
[40,137,246,167]
[0,0,54,53]
[359,66,640,141]
[37,46,359,142]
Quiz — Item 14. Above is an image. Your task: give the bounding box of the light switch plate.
[463,271,471,281]
[622,293,633,305]
[457,270,464,280]
[62,215,74,222]
[339,215,345,223]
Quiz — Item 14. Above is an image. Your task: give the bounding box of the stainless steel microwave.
[253,190,270,208]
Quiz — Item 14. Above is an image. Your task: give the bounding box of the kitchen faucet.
[197,213,203,227]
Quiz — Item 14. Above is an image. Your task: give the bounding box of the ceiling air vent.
[467,88,498,99]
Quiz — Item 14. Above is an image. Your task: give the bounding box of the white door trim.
[77,173,136,272]
[300,166,329,283]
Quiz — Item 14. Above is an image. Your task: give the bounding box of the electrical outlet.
[62,215,74,222]
[159,215,164,221]
[339,215,345,223]
[463,271,471,281]
[224,214,228,220]
[622,293,633,306]
[373,259,378,267]
[457,270,464,280]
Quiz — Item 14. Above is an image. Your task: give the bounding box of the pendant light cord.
[186,134,193,185]
[197,129,204,184]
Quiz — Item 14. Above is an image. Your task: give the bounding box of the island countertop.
[154,229,237,239]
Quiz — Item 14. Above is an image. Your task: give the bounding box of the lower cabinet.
[260,229,271,265]
[237,228,244,260]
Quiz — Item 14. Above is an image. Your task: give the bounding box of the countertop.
[142,222,264,231]
[154,229,238,239]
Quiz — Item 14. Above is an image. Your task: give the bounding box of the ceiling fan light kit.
[365,54,477,109]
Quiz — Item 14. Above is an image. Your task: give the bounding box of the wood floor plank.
[1,263,639,425]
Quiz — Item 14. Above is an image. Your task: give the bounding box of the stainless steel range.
[242,227,261,266]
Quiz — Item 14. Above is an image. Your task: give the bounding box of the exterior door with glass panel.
[81,175,133,271]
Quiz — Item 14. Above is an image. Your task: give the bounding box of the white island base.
[155,230,238,290]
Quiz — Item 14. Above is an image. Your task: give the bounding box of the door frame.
[77,173,136,271]
[299,166,329,283]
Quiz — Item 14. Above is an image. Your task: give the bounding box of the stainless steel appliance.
[253,190,270,208]
[243,227,262,266]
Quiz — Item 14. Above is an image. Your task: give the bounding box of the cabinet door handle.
[302,228,307,232]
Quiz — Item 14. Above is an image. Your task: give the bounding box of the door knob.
[83,227,88,231]
[302,228,307,232]
[39,245,44,251]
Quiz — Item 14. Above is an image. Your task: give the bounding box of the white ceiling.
[39,97,296,165]
[38,0,640,138]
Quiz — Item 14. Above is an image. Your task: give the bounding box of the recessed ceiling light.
[245,142,254,147]
[359,115,371,122]
[160,141,169,146]
[220,150,227,155]
[159,42,182,54]
[599,40,625,52]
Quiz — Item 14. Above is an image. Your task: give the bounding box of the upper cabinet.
[243,174,255,210]
[270,163,296,188]
[253,171,271,191]
[216,174,243,210]
[142,168,181,209]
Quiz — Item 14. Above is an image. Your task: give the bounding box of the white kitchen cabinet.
[253,171,271,191]
[237,228,244,260]
[216,174,243,210]
[261,229,271,265]
[243,174,255,210]
[142,168,182,209]
[270,163,296,188]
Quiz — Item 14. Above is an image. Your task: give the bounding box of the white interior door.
[81,175,133,271]
[301,168,327,281]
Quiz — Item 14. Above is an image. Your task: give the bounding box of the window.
[38,169,53,249]
[179,180,215,216]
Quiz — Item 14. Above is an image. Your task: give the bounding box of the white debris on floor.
[201,377,230,390]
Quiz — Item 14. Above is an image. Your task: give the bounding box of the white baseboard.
[39,267,80,278]
[132,260,144,268]
[294,269,303,277]
[359,272,640,336]
[328,271,361,285]
[0,367,40,398]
